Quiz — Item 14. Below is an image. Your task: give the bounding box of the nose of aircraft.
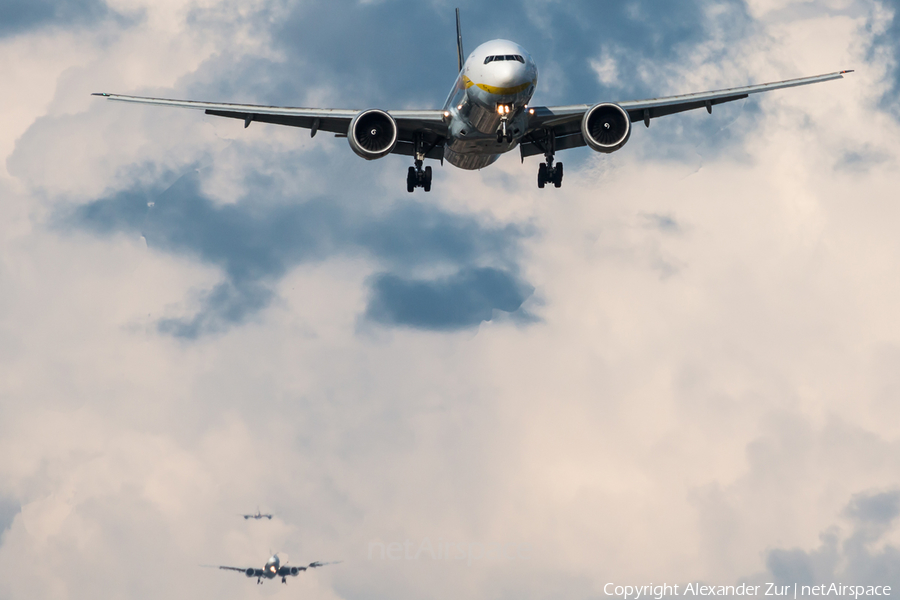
[491,61,528,87]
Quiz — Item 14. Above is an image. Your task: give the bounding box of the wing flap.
[392,140,445,160]
[205,110,349,134]
[519,130,586,159]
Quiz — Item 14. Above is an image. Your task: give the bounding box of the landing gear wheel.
[537,163,548,188]
[553,162,563,188]
[407,162,434,192]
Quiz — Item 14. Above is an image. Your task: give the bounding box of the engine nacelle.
[581,103,631,153]
[348,109,398,160]
[245,568,256,577]
[290,567,300,576]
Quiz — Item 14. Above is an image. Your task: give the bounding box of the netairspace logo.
[603,583,893,600]
[368,538,530,567]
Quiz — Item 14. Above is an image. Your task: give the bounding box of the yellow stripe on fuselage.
[475,80,534,95]
[461,75,533,96]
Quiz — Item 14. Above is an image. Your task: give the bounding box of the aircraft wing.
[307,560,341,568]
[91,93,448,160]
[219,565,253,573]
[519,70,852,158]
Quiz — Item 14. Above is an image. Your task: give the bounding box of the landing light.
[443,111,450,118]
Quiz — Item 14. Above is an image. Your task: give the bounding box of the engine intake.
[348,109,398,159]
[582,103,631,153]
[245,568,256,577]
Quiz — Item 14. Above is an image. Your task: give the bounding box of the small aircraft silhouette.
[217,553,339,584]
[242,507,273,520]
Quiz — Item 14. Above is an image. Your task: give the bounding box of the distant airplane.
[218,553,339,585]
[241,507,273,520]
[93,9,851,192]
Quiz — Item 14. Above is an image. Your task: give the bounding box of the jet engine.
[290,566,301,576]
[581,103,631,153]
[348,109,398,160]
[245,568,256,577]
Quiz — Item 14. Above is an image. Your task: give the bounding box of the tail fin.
[456,8,465,73]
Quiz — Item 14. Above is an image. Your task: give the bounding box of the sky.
[1,0,900,599]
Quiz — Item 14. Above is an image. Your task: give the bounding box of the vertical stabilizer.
[456,8,465,73]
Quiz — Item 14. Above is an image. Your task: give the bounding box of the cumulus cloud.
[2,2,900,600]
[64,167,530,334]
[0,0,115,38]
[758,490,900,587]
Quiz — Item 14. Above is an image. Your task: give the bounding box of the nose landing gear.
[496,119,513,144]
[496,104,514,144]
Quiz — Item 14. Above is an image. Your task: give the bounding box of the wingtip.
[839,69,855,75]
[91,92,110,97]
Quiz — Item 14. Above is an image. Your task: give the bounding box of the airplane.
[92,9,852,192]
[241,507,273,520]
[217,553,339,585]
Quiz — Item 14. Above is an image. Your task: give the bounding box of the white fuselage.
[443,39,538,170]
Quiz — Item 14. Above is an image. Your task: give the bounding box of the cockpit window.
[484,54,526,64]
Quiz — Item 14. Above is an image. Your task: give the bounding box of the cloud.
[3,2,900,600]
[873,0,900,118]
[65,167,531,335]
[760,490,900,587]
[182,0,754,108]
[365,267,533,330]
[846,490,900,527]
[0,497,20,541]
[0,0,113,38]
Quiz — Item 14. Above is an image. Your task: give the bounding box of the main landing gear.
[407,160,432,193]
[538,159,563,188]
[528,128,563,188]
[407,133,434,192]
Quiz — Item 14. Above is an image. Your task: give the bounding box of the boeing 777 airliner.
[94,9,851,192]
[214,553,338,585]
